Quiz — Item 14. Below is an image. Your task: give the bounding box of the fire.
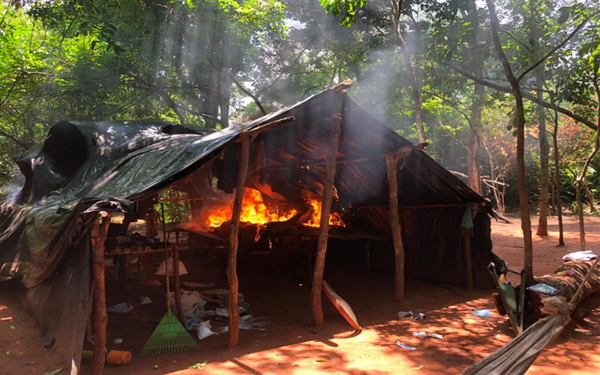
[303,198,346,228]
[205,188,345,229]
[206,188,297,228]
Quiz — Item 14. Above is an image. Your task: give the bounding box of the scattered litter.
[154,365,159,370]
[240,316,270,331]
[156,259,188,276]
[138,296,153,305]
[412,312,426,321]
[397,311,414,319]
[6,351,9,355]
[185,318,200,331]
[113,338,123,344]
[189,361,208,369]
[183,281,215,288]
[292,363,299,367]
[43,369,63,375]
[396,341,416,351]
[413,331,444,339]
[472,309,492,318]
[315,358,330,363]
[141,279,162,288]
[527,284,559,296]
[170,290,207,318]
[216,306,248,317]
[563,250,597,262]
[9,325,15,329]
[556,271,572,277]
[412,365,424,370]
[197,321,215,340]
[107,302,134,313]
[25,362,37,366]
[574,329,593,335]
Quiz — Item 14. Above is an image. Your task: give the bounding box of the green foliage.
[320,0,366,27]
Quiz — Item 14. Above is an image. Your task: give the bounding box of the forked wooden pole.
[91,212,110,375]
[311,115,342,327]
[385,153,406,303]
[227,130,250,348]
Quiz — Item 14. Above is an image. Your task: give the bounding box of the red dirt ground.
[1,215,599,375]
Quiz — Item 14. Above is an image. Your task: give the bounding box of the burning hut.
[0,81,496,373]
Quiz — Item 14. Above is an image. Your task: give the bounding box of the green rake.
[139,203,200,357]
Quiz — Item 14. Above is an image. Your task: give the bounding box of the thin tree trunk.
[551,94,565,246]
[575,79,600,250]
[536,72,550,235]
[311,116,342,326]
[584,183,596,212]
[219,24,232,127]
[392,1,426,144]
[576,181,586,250]
[487,0,534,283]
[466,0,484,194]
[227,131,250,348]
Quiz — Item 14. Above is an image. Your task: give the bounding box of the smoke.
[0,166,25,207]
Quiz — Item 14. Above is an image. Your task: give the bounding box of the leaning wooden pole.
[386,152,406,303]
[91,212,110,375]
[227,130,250,348]
[311,114,342,327]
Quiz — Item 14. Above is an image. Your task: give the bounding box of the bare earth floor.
[1,215,599,375]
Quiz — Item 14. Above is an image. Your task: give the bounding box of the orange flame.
[206,188,297,228]
[302,198,346,228]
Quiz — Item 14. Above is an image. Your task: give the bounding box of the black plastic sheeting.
[0,87,492,373]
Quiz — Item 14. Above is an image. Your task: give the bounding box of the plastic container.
[106,350,132,365]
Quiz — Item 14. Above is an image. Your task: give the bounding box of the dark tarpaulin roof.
[0,86,488,373]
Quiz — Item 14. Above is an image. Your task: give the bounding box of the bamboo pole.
[311,115,342,327]
[173,232,183,322]
[91,212,110,375]
[227,130,250,348]
[385,152,406,303]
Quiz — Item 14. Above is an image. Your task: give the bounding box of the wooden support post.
[227,130,250,348]
[311,115,342,327]
[463,232,474,290]
[91,212,110,375]
[173,232,184,322]
[386,153,406,303]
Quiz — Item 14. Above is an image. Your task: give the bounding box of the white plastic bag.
[155,259,188,276]
[196,321,214,340]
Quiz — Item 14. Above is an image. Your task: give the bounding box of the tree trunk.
[466,0,484,194]
[487,0,534,283]
[311,116,342,326]
[219,24,232,127]
[551,94,565,246]
[575,80,600,251]
[393,2,426,144]
[227,131,250,348]
[576,181,586,250]
[468,82,484,194]
[536,72,550,236]
[584,183,596,212]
